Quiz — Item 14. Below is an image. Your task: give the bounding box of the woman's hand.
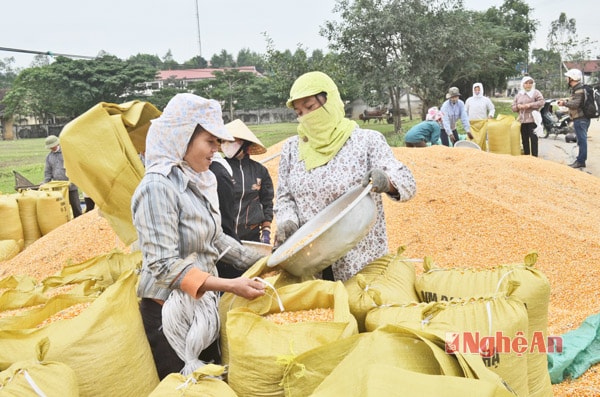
[230,277,266,299]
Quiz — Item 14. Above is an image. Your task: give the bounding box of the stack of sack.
[0,250,159,396]
[0,186,71,261]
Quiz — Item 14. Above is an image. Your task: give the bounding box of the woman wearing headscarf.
[511,76,545,156]
[273,71,417,282]
[404,107,444,147]
[131,93,265,379]
[465,82,495,120]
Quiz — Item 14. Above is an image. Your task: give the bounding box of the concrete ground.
[537,118,599,176]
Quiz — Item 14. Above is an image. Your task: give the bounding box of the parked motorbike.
[540,99,576,142]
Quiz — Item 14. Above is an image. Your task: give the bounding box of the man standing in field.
[43,135,82,218]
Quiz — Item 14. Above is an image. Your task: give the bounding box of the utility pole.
[195,0,202,58]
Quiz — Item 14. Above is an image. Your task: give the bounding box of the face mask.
[298,105,339,138]
[221,140,243,159]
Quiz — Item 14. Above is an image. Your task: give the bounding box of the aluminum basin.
[267,184,376,278]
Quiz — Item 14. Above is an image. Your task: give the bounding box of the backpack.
[581,84,600,119]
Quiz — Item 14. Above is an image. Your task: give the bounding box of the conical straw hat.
[224,119,267,155]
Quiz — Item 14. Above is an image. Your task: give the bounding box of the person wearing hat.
[43,134,83,218]
[511,76,545,157]
[557,69,589,168]
[131,93,266,379]
[221,119,274,245]
[440,86,472,146]
[404,107,444,147]
[273,71,416,282]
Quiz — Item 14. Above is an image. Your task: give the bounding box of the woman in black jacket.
[221,119,274,244]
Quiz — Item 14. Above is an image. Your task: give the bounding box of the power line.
[0,46,95,60]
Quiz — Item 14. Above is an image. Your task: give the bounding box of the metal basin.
[267,184,377,278]
[242,240,272,257]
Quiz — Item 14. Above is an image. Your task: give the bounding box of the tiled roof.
[563,60,600,74]
[156,66,262,81]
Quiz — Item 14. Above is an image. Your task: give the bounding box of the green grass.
[0,100,511,194]
[0,138,47,194]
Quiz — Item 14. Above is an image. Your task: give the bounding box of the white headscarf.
[472,82,484,98]
[519,76,536,99]
[145,94,232,210]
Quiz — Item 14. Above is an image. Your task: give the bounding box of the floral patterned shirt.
[275,127,416,281]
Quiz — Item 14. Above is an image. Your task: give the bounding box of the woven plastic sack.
[365,285,529,397]
[15,190,43,248]
[415,252,551,397]
[226,279,358,396]
[218,256,302,365]
[0,338,78,396]
[469,119,488,151]
[305,325,516,397]
[0,240,21,262]
[488,114,521,155]
[39,181,72,220]
[36,191,70,235]
[0,269,159,397]
[343,246,420,332]
[148,364,236,397]
[60,100,162,245]
[0,194,24,249]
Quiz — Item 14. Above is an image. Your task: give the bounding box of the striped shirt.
[132,166,261,301]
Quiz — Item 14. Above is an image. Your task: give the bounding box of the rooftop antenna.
[195,0,202,58]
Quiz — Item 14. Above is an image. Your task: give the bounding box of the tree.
[323,0,534,131]
[2,55,158,121]
[162,50,180,70]
[182,55,208,69]
[128,53,164,69]
[189,68,256,121]
[0,57,19,89]
[236,48,265,72]
[210,50,236,68]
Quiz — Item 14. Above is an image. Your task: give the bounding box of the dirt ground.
[537,118,600,177]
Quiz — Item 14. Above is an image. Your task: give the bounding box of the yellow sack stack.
[365,284,530,397]
[60,100,162,245]
[414,252,552,397]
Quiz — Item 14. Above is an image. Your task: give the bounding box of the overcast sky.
[1,0,597,69]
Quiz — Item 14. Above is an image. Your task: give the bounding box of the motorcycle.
[540,99,576,142]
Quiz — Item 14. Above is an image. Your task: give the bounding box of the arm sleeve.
[258,164,274,223]
[273,138,301,226]
[132,178,198,292]
[459,102,471,132]
[367,131,417,202]
[440,102,453,135]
